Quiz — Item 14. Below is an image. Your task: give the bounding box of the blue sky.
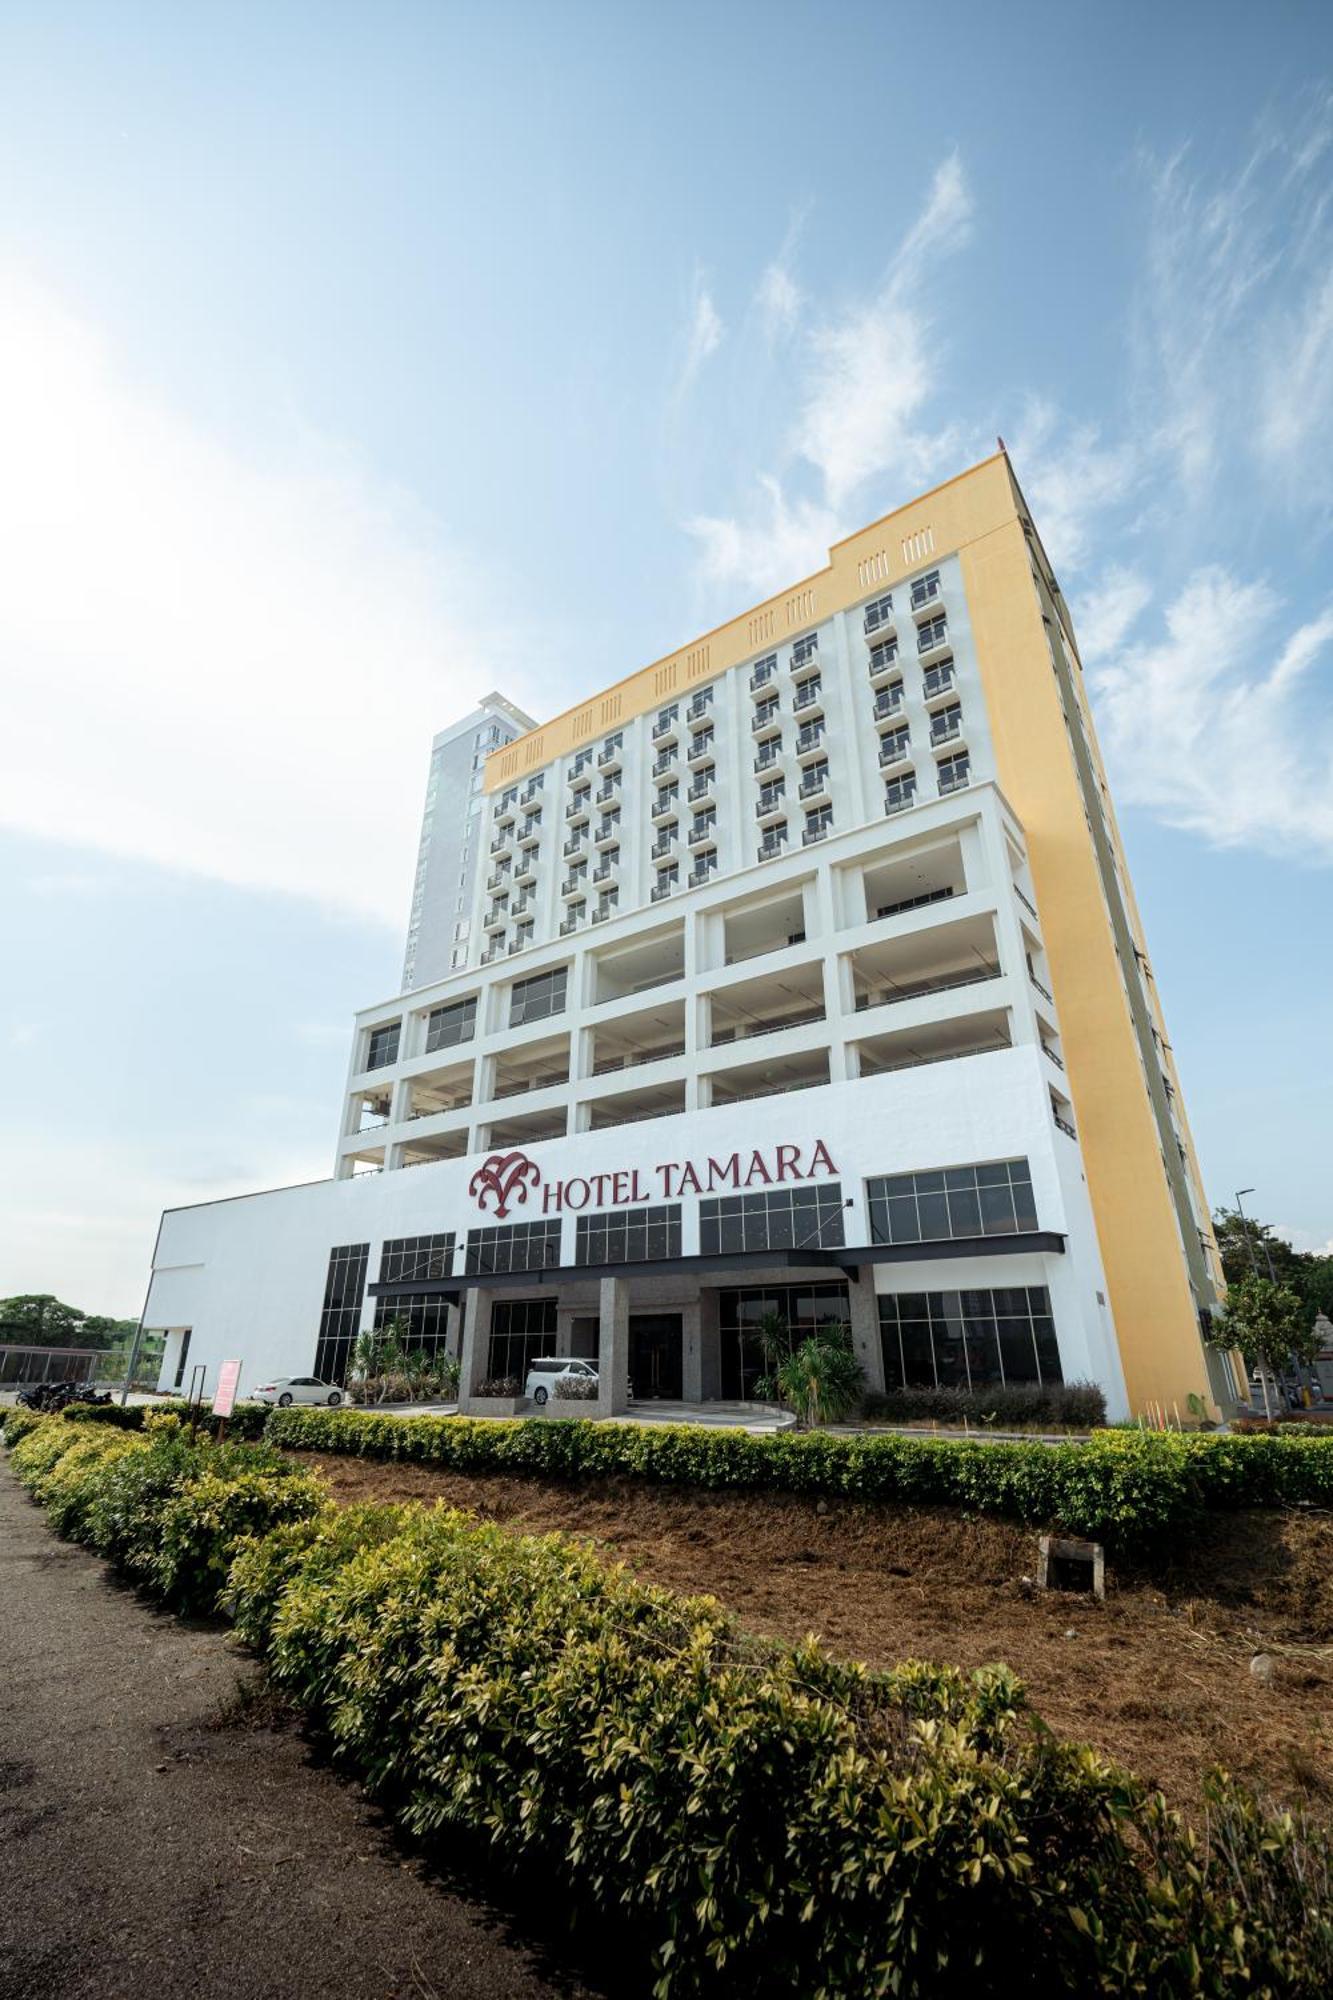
[1,1,1330,1314]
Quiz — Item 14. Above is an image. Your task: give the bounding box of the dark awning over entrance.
[367,1231,1066,1300]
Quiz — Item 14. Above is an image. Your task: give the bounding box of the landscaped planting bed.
[5,1404,1333,1996]
[264,1404,1333,1551]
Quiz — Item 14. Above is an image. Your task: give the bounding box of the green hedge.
[5,1412,1333,1994]
[265,1406,1333,1549]
[58,1397,270,1439]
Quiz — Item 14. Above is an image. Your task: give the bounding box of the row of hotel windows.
[316,1159,1043,1367]
[315,1272,1061,1395]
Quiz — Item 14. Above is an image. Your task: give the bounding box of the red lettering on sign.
[743,1150,773,1187]
[809,1139,837,1178]
[706,1154,739,1191]
[774,1143,802,1181]
[612,1170,631,1206]
[677,1161,702,1195]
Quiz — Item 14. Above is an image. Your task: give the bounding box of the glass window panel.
[899,1320,937,1387]
[945,1186,982,1236]
[914,1171,946,1194]
[978,1183,1017,1233]
[997,1318,1040,1383]
[916,1191,950,1239]
[886,1195,920,1243]
[1009,1169,1039,1232]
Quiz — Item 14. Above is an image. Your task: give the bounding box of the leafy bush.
[0,1404,46,1446]
[552,1374,597,1400]
[774,1324,864,1426]
[475,1376,522,1398]
[266,1405,1333,1549]
[862,1380,1107,1430]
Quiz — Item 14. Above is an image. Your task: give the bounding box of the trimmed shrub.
[862,1380,1107,1430]
[267,1405,1333,1549]
[59,1397,270,1440]
[0,1404,47,1447]
[552,1374,597,1400]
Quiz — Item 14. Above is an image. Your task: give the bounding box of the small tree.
[775,1323,865,1429]
[1206,1275,1320,1416]
[751,1309,795,1402]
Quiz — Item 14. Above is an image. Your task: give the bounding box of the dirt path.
[298,1452,1333,1819]
[0,1468,599,2000]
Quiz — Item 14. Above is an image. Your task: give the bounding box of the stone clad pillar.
[846,1267,885,1396]
[680,1300,702,1403]
[595,1276,630,1417]
[459,1288,494,1407]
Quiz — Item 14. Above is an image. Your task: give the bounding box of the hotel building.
[144,451,1235,1420]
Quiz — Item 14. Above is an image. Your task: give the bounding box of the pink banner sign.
[213,1359,242,1419]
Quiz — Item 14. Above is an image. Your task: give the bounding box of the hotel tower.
[143,451,1235,1421]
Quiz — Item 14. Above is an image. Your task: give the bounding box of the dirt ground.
[0,1468,605,2000]
[299,1451,1333,1819]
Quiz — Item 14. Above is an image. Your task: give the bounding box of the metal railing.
[855,965,1001,1011]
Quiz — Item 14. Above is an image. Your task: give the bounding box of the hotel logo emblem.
[468,1150,542,1219]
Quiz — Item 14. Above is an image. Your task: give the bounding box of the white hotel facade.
[144,453,1235,1420]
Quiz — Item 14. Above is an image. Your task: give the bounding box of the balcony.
[514,857,537,888]
[687,733,715,769]
[938,760,971,796]
[687,774,715,805]
[797,767,829,803]
[562,834,587,859]
[755,788,786,821]
[480,945,503,965]
[707,1045,830,1108]
[873,687,905,724]
[510,895,532,918]
[722,888,807,966]
[485,867,509,892]
[791,638,818,670]
[863,596,894,636]
[793,681,824,716]
[917,617,949,656]
[756,832,788,862]
[867,643,900,684]
[596,780,619,806]
[490,1035,571,1106]
[930,713,963,748]
[592,926,686,1005]
[910,572,942,611]
[923,663,956,702]
[802,817,833,846]
[884,781,918,816]
[591,1003,686,1075]
[594,817,621,849]
[864,844,965,925]
[849,913,1003,1017]
[494,798,517,827]
[709,962,825,1048]
[592,904,617,925]
[753,745,781,776]
[592,859,618,884]
[650,833,676,860]
[598,741,623,771]
[878,733,911,769]
[686,695,712,723]
[688,820,718,850]
[689,861,718,887]
[559,911,584,935]
[520,782,542,807]
[751,704,781,738]
[485,907,507,933]
[652,711,679,742]
[489,835,510,856]
[650,879,677,902]
[652,751,676,779]
[586,1079,688,1132]
[506,937,528,956]
[855,1010,1012,1081]
[749,662,776,694]
[795,726,827,762]
[561,873,587,898]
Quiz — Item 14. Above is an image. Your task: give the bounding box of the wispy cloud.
[0,268,543,927]
[673,274,724,401]
[1092,568,1333,863]
[1009,399,1141,575]
[685,155,974,597]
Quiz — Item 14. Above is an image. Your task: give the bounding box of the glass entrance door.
[629,1314,683,1399]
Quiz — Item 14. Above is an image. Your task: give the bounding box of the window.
[910,569,942,609]
[885,773,918,814]
[365,1023,400,1071]
[717,1283,849,1399]
[313,1243,370,1384]
[879,1287,1060,1390]
[487,1298,557,1382]
[373,1291,454,1361]
[864,592,894,633]
[425,997,476,1053]
[918,613,948,653]
[869,637,899,672]
[464,1217,563,1275]
[575,1205,682,1266]
[930,700,963,745]
[937,752,970,794]
[879,726,910,764]
[867,1159,1038,1245]
[792,631,819,666]
[172,1328,192,1390]
[510,966,567,1027]
[803,806,833,843]
[923,659,955,699]
[380,1233,455,1283]
[700,1183,844,1255]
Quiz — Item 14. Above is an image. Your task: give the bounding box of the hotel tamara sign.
[468,1141,839,1220]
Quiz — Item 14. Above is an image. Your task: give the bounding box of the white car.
[524,1356,598,1406]
[251,1375,344,1408]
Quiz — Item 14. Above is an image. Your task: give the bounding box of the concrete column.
[595,1276,630,1417]
[459,1288,494,1405]
[681,1299,703,1402]
[698,1289,722,1400]
[847,1270,885,1395]
[555,1305,578,1358]
[444,1302,462,1361]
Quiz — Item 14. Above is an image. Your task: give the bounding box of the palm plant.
[775,1323,864,1428]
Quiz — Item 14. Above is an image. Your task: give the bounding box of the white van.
[524,1356,599,1406]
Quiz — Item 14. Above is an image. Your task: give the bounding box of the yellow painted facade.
[488,453,1226,1414]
